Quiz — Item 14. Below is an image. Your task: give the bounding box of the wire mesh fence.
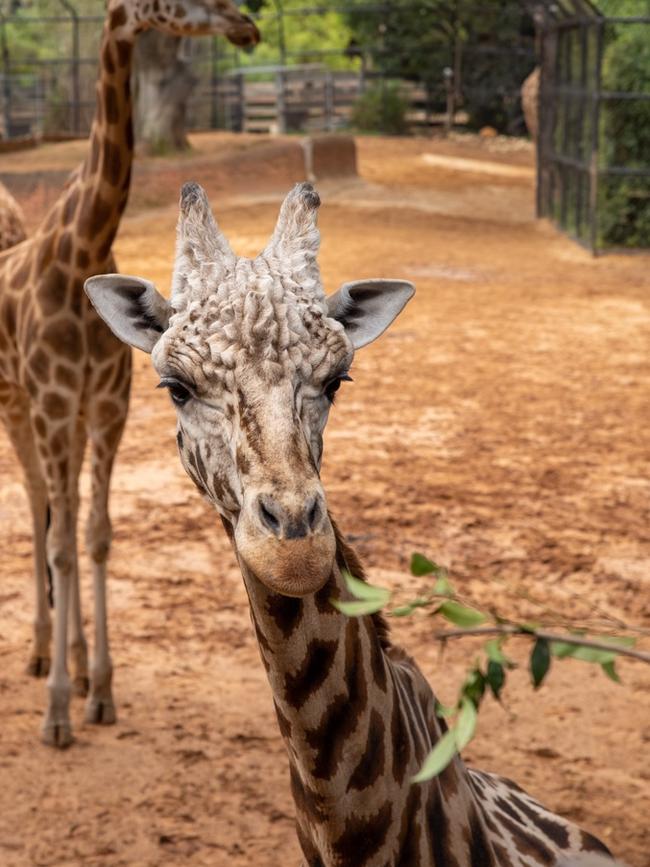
[536,0,650,252]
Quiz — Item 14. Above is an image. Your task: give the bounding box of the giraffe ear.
[84,273,171,354]
[326,279,415,349]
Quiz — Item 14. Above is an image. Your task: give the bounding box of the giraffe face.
[125,0,260,46]
[85,183,414,597]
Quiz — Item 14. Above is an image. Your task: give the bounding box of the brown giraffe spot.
[1,299,16,334]
[266,592,303,638]
[49,428,68,459]
[62,187,80,225]
[24,373,39,399]
[33,414,47,438]
[491,841,514,867]
[332,800,392,865]
[390,683,411,785]
[510,794,571,850]
[295,823,325,867]
[76,248,90,269]
[95,399,118,428]
[174,4,186,17]
[79,190,112,240]
[109,4,127,29]
[102,137,122,187]
[109,350,130,391]
[29,347,51,383]
[314,573,337,613]
[116,39,131,67]
[37,265,67,316]
[103,83,119,125]
[305,618,368,780]
[347,707,385,792]
[102,419,125,452]
[87,314,119,361]
[497,812,555,864]
[289,764,326,824]
[394,783,422,867]
[69,278,83,317]
[580,830,611,855]
[284,638,338,710]
[273,700,291,739]
[57,233,73,264]
[102,40,115,75]
[463,807,496,867]
[427,787,460,867]
[43,319,83,362]
[96,234,114,264]
[365,618,387,692]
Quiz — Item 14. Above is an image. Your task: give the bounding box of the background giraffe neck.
[36,7,137,264]
[237,522,491,865]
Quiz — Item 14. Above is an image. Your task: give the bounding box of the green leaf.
[454,699,477,752]
[438,601,487,628]
[530,638,551,689]
[410,553,440,576]
[331,598,388,617]
[433,575,454,596]
[411,729,458,783]
[485,638,507,664]
[601,660,621,683]
[391,604,415,617]
[486,660,506,699]
[461,668,486,707]
[550,641,576,659]
[435,702,457,719]
[342,570,390,604]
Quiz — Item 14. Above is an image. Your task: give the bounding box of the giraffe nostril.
[307,496,321,531]
[258,496,282,537]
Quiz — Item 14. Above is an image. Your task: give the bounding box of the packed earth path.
[0,134,649,866]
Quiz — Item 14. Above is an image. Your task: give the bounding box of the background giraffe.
[0,180,27,252]
[86,182,615,866]
[0,0,258,748]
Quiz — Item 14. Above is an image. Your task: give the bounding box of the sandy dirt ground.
[0,133,649,866]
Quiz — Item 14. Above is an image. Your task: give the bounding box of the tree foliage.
[333,555,647,782]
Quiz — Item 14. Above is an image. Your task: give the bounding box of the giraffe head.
[114,0,259,47]
[85,183,413,596]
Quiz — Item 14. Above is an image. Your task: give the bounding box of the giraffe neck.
[36,3,139,266]
[237,520,493,866]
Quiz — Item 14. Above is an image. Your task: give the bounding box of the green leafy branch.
[332,554,649,783]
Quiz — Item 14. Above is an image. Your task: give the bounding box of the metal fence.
[0,2,537,140]
[536,0,650,253]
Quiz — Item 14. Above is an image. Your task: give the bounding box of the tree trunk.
[134,30,196,155]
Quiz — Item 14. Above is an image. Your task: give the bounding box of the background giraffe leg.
[35,413,81,748]
[84,404,128,726]
[2,401,52,677]
[68,417,89,697]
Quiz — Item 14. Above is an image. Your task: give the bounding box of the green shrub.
[351,82,409,135]
[599,22,650,248]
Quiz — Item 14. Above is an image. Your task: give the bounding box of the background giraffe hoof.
[26,656,50,678]
[84,696,116,726]
[72,675,90,697]
[41,720,74,749]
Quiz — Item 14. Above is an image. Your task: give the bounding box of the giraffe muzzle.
[234,490,336,597]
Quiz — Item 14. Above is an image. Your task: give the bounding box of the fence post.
[210,36,219,129]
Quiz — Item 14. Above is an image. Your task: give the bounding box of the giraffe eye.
[324,373,353,404]
[158,378,192,408]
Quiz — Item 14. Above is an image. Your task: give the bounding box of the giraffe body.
[0,0,258,747]
[0,180,27,251]
[86,183,615,864]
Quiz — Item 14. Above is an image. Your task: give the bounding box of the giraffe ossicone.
[86,183,613,866]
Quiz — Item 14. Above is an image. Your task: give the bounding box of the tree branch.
[432,625,650,664]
